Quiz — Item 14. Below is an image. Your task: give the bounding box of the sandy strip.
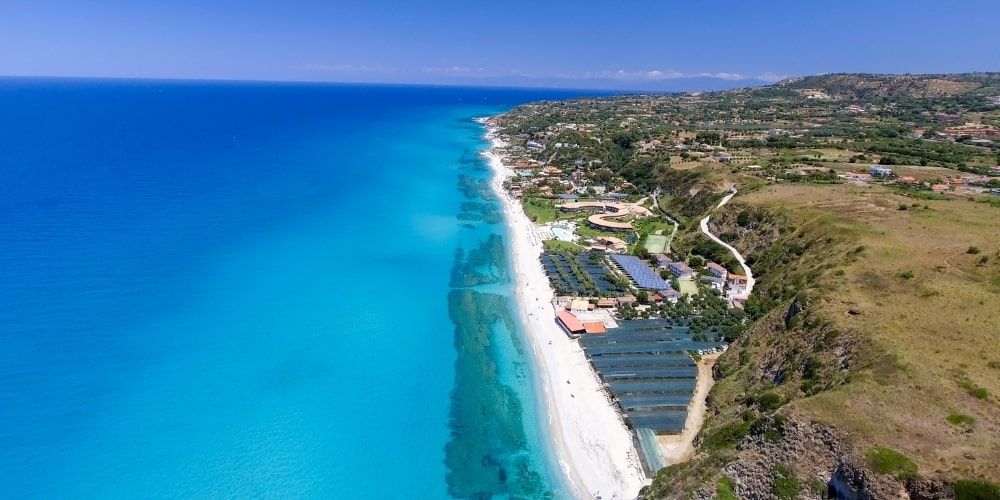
[656,353,721,464]
[480,122,648,499]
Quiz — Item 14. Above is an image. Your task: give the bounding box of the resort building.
[556,310,585,336]
[557,201,643,233]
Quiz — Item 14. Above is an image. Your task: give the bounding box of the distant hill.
[776,72,1000,99]
[425,74,772,93]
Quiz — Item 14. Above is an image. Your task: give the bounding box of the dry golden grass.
[742,183,1000,479]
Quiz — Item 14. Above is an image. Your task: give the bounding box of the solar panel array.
[610,254,673,291]
[579,320,726,434]
[540,251,625,296]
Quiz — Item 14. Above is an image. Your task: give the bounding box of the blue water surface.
[0,79,598,497]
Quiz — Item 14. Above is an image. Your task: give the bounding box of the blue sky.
[1,0,998,89]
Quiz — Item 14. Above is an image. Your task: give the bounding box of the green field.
[644,233,668,254]
[678,278,699,296]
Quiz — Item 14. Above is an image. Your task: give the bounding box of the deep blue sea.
[0,79,598,497]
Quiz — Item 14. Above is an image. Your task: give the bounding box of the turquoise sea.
[0,79,599,497]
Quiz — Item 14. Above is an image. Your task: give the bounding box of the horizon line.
[0,73,772,94]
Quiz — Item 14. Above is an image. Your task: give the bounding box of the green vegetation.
[954,479,1000,500]
[700,421,750,452]
[946,413,975,427]
[521,197,557,223]
[756,391,783,412]
[972,195,1000,207]
[865,447,918,479]
[541,239,584,253]
[715,476,738,500]
[770,464,801,500]
[958,379,990,400]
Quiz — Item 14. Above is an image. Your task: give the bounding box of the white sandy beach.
[482,124,648,499]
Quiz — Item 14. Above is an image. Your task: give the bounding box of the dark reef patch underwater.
[442,130,563,498]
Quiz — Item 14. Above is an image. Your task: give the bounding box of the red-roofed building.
[556,310,585,335]
[583,322,607,334]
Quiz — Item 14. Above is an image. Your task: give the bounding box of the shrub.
[958,379,990,400]
[967,246,981,254]
[701,421,751,451]
[865,446,918,479]
[900,270,915,280]
[750,415,787,443]
[770,464,801,499]
[946,413,975,427]
[716,476,738,500]
[757,391,783,412]
[954,479,1000,500]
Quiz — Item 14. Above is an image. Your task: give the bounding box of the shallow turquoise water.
[0,79,598,497]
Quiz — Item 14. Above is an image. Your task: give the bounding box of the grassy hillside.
[643,184,1000,498]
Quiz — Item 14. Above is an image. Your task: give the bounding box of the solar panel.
[599,367,698,379]
[618,395,692,410]
[627,411,688,432]
[610,254,673,290]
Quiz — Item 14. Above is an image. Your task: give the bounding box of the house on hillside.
[701,275,725,292]
[668,261,694,279]
[706,262,728,280]
[869,166,894,177]
[660,289,681,304]
[727,274,749,297]
[654,254,672,269]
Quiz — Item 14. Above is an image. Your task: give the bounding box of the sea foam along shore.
[480,119,648,500]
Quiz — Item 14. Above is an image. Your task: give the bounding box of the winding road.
[698,189,755,298]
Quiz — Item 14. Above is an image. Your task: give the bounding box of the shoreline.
[480,119,647,499]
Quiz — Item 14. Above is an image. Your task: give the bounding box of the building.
[701,275,725,292]
[596,298,616,308]
[616,295,637,307]
[660,289,681,304]
[667,261,694,279]
[654,254,672,269]
[705,262,728,279]
[582,322,607,334]
[727,274,749,297]
[869,166,894,177]
[556,310,585,335]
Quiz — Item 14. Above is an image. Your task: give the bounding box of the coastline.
[480,119,648,499]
